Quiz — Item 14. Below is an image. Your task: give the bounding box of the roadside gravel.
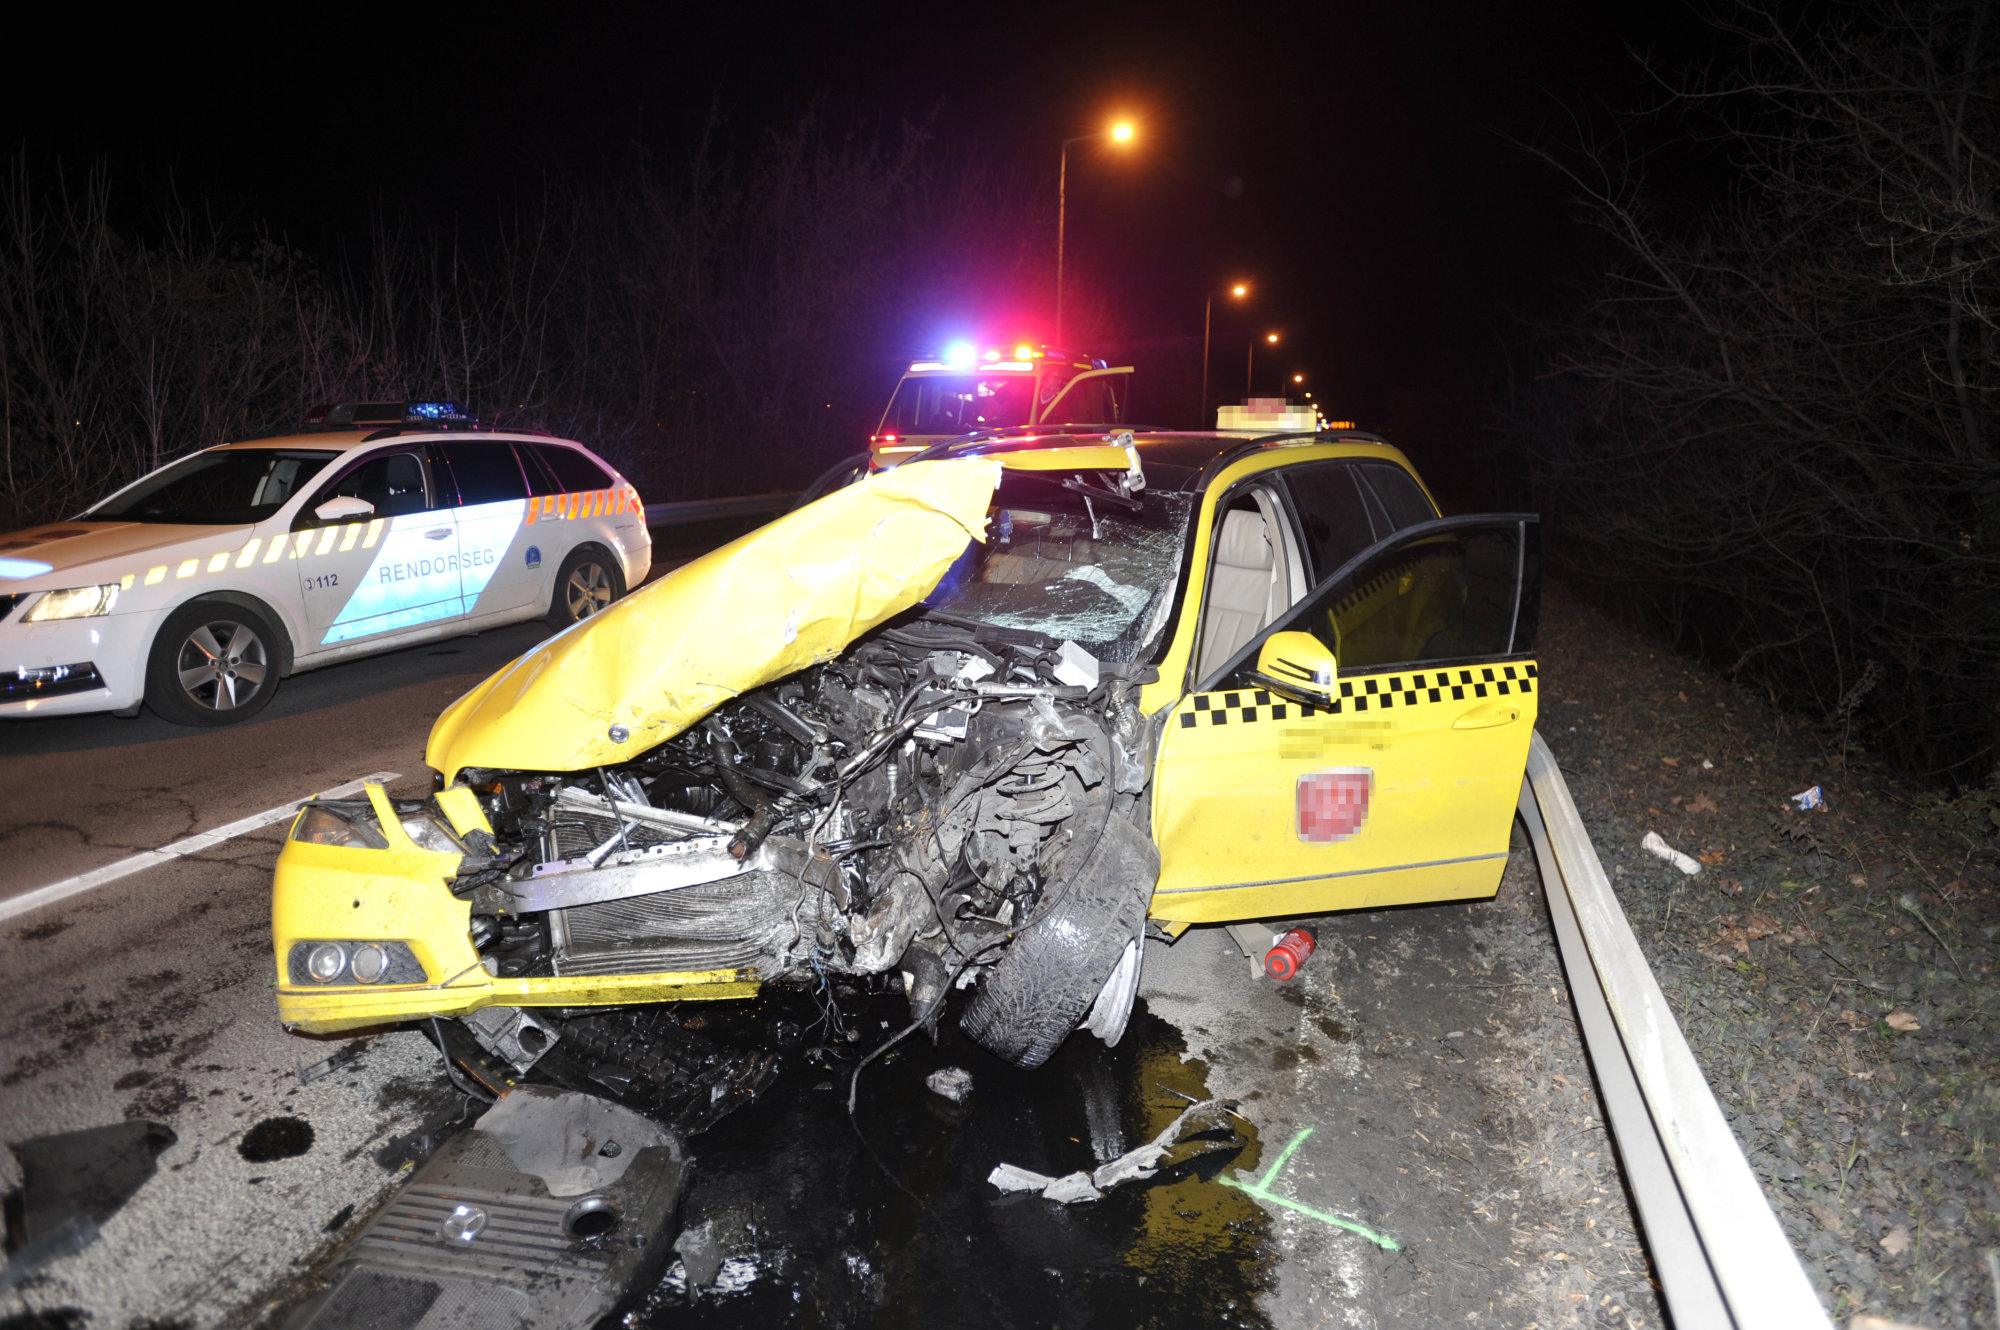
[1536,583,2000,1329]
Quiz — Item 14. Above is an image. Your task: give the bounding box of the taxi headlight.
[24,584,120,621]
[397,813,466,856]
[292,803,390,850]
[291,799,464,854]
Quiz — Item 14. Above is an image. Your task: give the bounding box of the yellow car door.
[1150,515,1540,926]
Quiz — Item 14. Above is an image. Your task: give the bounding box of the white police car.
[0,404,651,725]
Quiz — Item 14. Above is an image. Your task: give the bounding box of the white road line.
[0,770,402,926]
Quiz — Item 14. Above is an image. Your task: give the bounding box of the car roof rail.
[1191,428,1390,492]
[896,424,1174,468]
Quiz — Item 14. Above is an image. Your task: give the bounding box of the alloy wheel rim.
[565,563,611,621]
[175,620,269,711]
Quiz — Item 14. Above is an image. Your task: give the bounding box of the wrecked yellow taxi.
[272,430,1540,1072]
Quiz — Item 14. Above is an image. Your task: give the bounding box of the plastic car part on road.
[426,458,1002,781]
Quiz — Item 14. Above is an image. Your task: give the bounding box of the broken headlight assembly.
[291,799,467,855]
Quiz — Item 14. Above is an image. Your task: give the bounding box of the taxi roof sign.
[1216,400,1321,434]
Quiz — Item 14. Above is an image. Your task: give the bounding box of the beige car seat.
[1195,502,1293,683]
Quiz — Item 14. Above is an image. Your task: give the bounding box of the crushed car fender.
[426,458,1002,782]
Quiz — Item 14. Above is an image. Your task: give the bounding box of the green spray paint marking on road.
[1218,1126,1401,1251]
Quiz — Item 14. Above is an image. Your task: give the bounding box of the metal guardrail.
[1518,731,1833,1330]
[643,492,798,527]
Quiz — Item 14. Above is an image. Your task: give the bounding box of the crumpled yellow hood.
[427,457,1001,780]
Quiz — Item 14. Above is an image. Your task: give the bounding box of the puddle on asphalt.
[626,987,1274,1328]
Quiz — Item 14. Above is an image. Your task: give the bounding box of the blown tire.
[959,813,1159,1070]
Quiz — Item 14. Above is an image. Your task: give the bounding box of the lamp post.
[1249,331,1278,396]
[1057,119,1135,347]
[1200,281,1249,428]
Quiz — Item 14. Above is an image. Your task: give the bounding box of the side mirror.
[1247,630,1338,704]
[314,495,375,522]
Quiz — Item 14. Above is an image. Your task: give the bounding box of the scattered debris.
[1883,1011,1921,1032]
[925,1067,973,1103]
[987,1097,1236,1204]
[673,1219,724,1289]
[1641,830,1702,875]
[535,1008,779,1135]
[988,1162,1069,1195]
[296,1039,371,1086]
[1790,784,1825,811]
[1877,1223,1912,1256]
[291,1086,688,1330]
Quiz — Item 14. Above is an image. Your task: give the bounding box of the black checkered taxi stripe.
[1177,663,1536,728]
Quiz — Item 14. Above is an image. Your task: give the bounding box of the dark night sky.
[2,1,1721,470]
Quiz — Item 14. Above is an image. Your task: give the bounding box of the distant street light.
[1201,281,1251,427]
[1056,118,1138,346]
[1292,373,1305,384]
[1249,331,1280,396]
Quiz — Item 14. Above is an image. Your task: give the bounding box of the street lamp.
[1056,119,1137,346]
[1200,281,1250,427]
[1249,331,1279,396]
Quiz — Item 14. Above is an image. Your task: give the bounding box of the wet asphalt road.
[0,617,551,901]
[0,573,1664,1328]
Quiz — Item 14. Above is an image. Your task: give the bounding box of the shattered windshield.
[924,472,1194,660]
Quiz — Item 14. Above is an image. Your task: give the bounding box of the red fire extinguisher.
[1264,926,1318,980]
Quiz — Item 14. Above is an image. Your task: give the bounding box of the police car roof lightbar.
[305,402,482,433]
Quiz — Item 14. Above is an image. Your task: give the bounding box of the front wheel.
[145,598,285,726]
[958,813,1159,1069]
[547,546,625,629]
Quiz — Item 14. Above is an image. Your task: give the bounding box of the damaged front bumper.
[273,452,1166,1072]
[272,783,760,1035]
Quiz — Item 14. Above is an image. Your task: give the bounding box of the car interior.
[310,451,432,522]
[1194,486,1307,685]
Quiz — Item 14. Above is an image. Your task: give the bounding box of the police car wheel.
[547,548,624,629]
[146,598,283,726]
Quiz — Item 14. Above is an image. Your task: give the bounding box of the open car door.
[1033,366,1132,428]
[1149,514,1540,925]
